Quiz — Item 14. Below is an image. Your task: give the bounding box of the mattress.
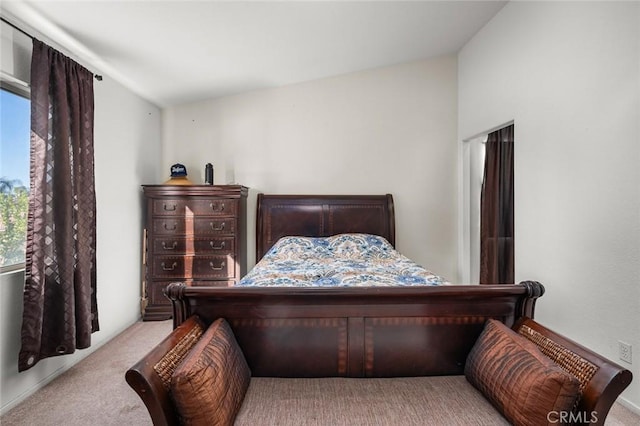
[238,233,448,287]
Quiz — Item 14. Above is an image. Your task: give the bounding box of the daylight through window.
[0,87,30,270]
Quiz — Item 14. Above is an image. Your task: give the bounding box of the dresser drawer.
[152,218,236,236]
[152,199,237,216]
[151,255,235,279]
[152,237,235,255]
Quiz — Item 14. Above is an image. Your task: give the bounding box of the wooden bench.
[127,295,631,425]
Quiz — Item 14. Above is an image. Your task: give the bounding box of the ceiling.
[2,1,506,107]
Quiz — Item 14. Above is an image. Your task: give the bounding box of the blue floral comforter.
[238,233,448,287]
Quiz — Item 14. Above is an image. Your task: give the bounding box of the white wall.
[0,33,162,413]
[459,1,640,409]
[1,21,31,86]
[162,56,459,278]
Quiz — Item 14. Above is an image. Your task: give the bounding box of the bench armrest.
[513,318,632,425]
[125,316,205,426]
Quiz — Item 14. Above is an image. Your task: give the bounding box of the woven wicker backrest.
[153,322,205,390]
[517,323,598,407]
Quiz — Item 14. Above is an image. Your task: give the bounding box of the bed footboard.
[165,281,545,377]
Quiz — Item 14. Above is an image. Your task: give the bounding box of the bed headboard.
[256,194,395,261]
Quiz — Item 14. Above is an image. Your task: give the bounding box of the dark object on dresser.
[141,185,248,321]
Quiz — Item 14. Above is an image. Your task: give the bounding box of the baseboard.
[617,397,640,416]
[0,317,141,416]
[0,362,71,415]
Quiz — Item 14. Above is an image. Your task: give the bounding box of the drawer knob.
[163,203,177,211]
[210,241,226,250]
[162,241,178,250]
[210,222,225,231]
[161,261,178,271]
[163,222,177,231]
[210,202,225,212]
[209,261,226,271]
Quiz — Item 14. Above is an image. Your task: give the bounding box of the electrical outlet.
[618,341,632,364]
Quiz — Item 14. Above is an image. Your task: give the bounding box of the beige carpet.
[1,319,172,426]
[237,376,510,426]
[238,377,639,426]
[1,319,638,425]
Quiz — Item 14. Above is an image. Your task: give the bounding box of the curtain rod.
[1,17,102,81]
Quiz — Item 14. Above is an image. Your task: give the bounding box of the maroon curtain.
[19,39,98,372]
[479,124,514,284]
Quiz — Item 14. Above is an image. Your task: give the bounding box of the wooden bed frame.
[163,194,546,377]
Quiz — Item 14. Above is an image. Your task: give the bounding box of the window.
[0,86,30,271]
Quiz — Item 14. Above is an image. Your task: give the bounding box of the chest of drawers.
[142,185,248,320]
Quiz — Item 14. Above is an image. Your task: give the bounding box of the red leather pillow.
[465,319,580,426]
[171,318,251,426]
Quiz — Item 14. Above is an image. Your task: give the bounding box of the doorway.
[461,135,486,284]
[460,122,514,284]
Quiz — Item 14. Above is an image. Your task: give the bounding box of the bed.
[166,194,545,378]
